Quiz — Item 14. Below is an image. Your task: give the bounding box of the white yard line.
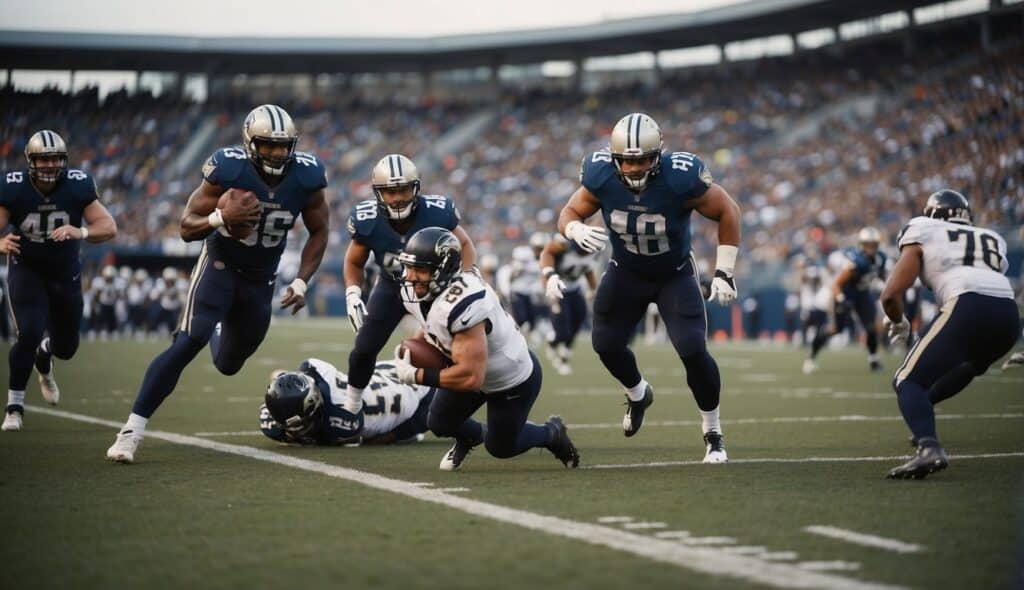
[29,404,902,590]
[803,526,925,554]
[586,452,1024,470]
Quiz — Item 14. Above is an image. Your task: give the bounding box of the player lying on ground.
[260,359,434,445]
[880,189,1020,480]
[1,130,117,432]
[391,227,579,471]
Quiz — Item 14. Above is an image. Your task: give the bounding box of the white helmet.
[243,104,298,176]
[162,267,178,282]
[857,227,881,245]
[609,113,663,192]
[370,154,421,221]
[101,265,116,279]
[133,268,149,282]
[529,232,548,251]
[25,130,68,184]
[480,254,499,272]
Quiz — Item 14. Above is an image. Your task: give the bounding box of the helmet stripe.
[625,115,634,149]
[41,131,52,148]
[395,155,404,176]
[264,105,280,132]
[633,115,642,151]
[272,105,288,132]
[388,155,397,177]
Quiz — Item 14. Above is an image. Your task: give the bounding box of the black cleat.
[439,434,482,472]
[887,443,949,480]
[545,415,579,468]
[622,384,654,437]
[869,359,884,372]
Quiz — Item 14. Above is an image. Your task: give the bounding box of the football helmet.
[857,227,881,245]
[398,227,462,302]
[609,113,663,192]
[243,104,298,176]
[265,371,324,438]
[371,154,421,220]
[25,130,68,185]
[924,189,972,224]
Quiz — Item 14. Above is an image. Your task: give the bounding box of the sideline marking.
[804,526,925,554]
[29,405,902,590]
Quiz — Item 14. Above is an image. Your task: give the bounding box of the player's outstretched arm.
[281,190,330,315]
[539,239,567,301]
[343,236,371,332]
[881,245,923,323]
[52,200,118,243]
[692,184,742,304]
[452,226,477,270]
[557,186,607,253]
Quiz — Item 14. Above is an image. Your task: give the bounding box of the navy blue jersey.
[840,248,887,295]
[347,194,461,281]
[201,146,326,280]
[581,149,712,274]
[0,168,97,276]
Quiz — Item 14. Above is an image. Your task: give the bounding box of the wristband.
[345,285,362,298]
[715,244,738,274]
[541,266,556,280]
[289,278,308,297]
[80,226,90,240]
[208,209,225,229]
[421,368,442,388]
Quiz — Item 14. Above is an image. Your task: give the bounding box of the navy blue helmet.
[924,189,972,224]
[398,226,462,302]
[265,371,323,438]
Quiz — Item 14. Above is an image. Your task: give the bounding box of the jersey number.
[218,210,294,248]
[20,211,71,243]
[609,210,669,256]
[947,229,1003,272]
[355,201,377,221]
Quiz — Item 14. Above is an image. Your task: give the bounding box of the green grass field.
[2,318,1022,590]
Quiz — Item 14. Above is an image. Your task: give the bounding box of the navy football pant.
[347,278,406,390]
[550,288,587,347]
[510,293,537,330]
[591,259,720,410]
[427,352,551,458]
[131,250,274,418]
[811,290,878,357]
[6,261,82,390]
[893,293,1020,442]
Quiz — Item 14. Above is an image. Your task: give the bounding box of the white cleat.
[802,359,818,375]
[555,361,572,376]
[1001,351,1024,371]
[702,432,728,464]
[106,430,142,463]
[38,362,60,405]
[2,409,23,431]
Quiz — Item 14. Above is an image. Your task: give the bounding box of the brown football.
[217,189,259,240]
[400,336,451,369]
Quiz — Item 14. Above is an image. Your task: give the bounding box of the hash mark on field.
[654,531,691,540]
[681,536,736,546]
[622,521,667,530]
[32,405,905,590]
[436,487,471,493]
[799,561,862,572]
[804,526,925,554]
[410,482,435,487]
[761,551,799,561]
[723,546,768,555]
[596,516,634,524]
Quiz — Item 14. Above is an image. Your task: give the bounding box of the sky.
[0,0,749,37]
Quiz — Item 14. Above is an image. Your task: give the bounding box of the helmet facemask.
[25,130,69,187]
[243,105,298,176]
[609,113,664,193]
[371,154,421,220]
[374,183,420,221]
[250,137,297,176]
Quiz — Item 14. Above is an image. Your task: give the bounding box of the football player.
[555,113,741,462]
[259,359,435,446]
[881,190,1019,479]
[804,227,888,373]
[390,227,579,471]
[1,130,117,431]
[106,105,330,462]
[341,155,476,424]
[508,241,543,340]
[539,232,598,375]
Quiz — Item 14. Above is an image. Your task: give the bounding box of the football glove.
[707,270,738,305]
[565,221,608,254]
[545,274,567,302]
[346,286,368,333]
[884,316,911,344]
[393,345,418,385]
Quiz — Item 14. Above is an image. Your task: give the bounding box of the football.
[217,188,259,240]
[399,336,451,369]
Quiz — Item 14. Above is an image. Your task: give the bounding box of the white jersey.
[509,245,541,296]
[91,276,118,306]
[403,272,532,393]
[552,234,595,291]
[303,358,431,439]
[897,216,1014,307]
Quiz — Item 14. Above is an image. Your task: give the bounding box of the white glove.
[545,274,566,302]
[707,270,738,305]
[346,286,368,333]
[393,345,418,385]
[565,221,608,254]
[884,316,911,344]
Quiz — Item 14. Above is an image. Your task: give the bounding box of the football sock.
[131,334,205,418]
[34,337,53,374]
[810,331,829,358]
[7,390,25,408]
[700,407,722,435]
[683,350,721,411]
[344,385,364,414]
[866,332,878,355]
[123,413,148,436]
[896,379,937,442]
[625,379,649,402]
[928,361,977,405]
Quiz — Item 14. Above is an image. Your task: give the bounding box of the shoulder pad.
[348,199,380,240]
[417,194,461,229]
[446,278,490,333]
[66,169,99,203]
[293,151,328,190]
[664,152,712,199]
[580,150,617,193]
[202,146,248,186]
[897,216,932,248]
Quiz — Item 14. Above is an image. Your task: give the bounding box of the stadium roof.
[0,0,994,74]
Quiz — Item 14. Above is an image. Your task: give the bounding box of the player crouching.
[260,359,433,446]
[389,227,579,471]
